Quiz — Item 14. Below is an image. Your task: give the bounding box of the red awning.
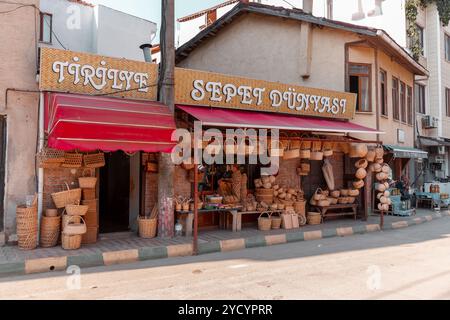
[177,105,383,134]
[46,93,176,153]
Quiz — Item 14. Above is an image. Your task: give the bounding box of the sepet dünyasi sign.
[39,47,158,100]
[175,68,357,120]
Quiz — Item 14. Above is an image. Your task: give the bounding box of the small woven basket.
[138,217,157,239]
[258,212,272,231]
[51,183,82,209]
[271,212,282,229]
[83,152,106,168]
[61,233,82,250]
[307,212,322,225]
[65,204,89,216]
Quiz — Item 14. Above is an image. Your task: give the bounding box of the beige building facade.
[0,0,40,244]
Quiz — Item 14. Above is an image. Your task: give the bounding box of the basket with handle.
[61,233,82,250]
[258,212,272,231]
[51,182,82,209]
[62,151,83,168]
[289,132,301,150]
[78,169,97,189]
[283,140,300,160]
[83,151,105,168]
[63,215,87,235]
[37,148,65,169]
[65,201,89,216]
[271,211,282,229]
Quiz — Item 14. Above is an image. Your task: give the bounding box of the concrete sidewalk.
[0,209,447,277]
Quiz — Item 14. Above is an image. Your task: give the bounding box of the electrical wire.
[281,0,298,9]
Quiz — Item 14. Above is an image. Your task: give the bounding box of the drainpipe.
[38,92,45,236]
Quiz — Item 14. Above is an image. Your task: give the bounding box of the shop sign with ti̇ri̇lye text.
[39,47,158,100]
[175,68,357,120]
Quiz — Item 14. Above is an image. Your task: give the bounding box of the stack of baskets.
[40,209,61,248]
[78,170,99,244]
[16,197,38,250]
[51,183,86,250]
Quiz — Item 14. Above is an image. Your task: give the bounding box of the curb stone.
[0,212,448,278]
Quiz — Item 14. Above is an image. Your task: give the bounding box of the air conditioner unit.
[422,115,439,129]
[430,155,445,163]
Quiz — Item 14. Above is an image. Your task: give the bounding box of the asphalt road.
[1,217,450,300]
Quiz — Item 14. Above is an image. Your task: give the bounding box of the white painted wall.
[39,0,157,61]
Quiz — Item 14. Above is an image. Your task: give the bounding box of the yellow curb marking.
[304,230,322,241]
[166,244,193,257]
[265,234,287,246]
[25,256,67,274]
[220,238,246,252]
[102,249,139,266]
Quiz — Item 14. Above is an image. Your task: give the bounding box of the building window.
[445,33,450,61]
[380,69,388,116]
[416,24,424,56]
[392,77,400,120]
[415,83,426,114]
[447,88,450,117]
[39,12,52,43]
[348,63,371,112]
[407,85,413,125]
[400,81,406,123]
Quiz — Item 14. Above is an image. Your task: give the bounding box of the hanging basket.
[78,169,97,189]
[51,183,82,209]
[349,143,368,158]
[62,152,83,168]
[283,140,300,160]
[37,148,65,169]
[83,152,106,168]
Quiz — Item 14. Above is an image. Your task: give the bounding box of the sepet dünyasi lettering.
[52,56,149,92]
[190,79,347,115]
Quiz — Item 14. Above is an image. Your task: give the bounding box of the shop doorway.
[99,151,130,233]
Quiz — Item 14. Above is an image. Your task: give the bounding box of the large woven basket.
[294,200,306,217]
[271,212,282,229]
[138,217,157,239]
[83,152,105,168]
[258,212,272,231]
[51,183,82,209]
[16,206,38,250]
[61,233,82,250]
[40,215,61,248]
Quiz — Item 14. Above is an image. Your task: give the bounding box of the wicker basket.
[62,214,81,228]
[40,216,61,248]
[307,212,322,225]
[138,217,157,239]
[51,183,82,209]
[63,216,87,235]
[83,152,105,168]
[294,200,306,217]
[37,148,65,168]
[16,206,38,250]
[62,152,83,168]
[78,170,97,189]
[271,212,282,229]
[45,209,58,217]
[65,204,89,216]
[61,233,82,250]
[258,212,272,231]
[82,226,98,244]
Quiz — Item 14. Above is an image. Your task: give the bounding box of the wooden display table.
[310,204,358,222]
[176,209,284,235]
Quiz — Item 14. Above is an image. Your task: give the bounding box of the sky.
[87,0,226,41]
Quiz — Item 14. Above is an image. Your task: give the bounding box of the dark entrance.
[0,116,5,232]
[99,151,130,233]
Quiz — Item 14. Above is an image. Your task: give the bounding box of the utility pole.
[158,0,175,238]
